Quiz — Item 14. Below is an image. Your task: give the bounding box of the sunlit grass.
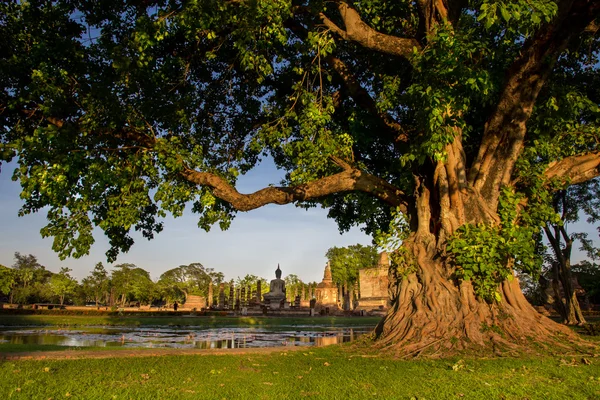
[1,345,599,399]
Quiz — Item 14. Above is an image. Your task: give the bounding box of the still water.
[0,326,372,349]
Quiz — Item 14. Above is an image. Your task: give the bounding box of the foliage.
[158,263,222,303]
[7,253,54,304]
[374,208,415,278]
[0,264,16,296]
[283,274,306,300]
[572,260,600,304]
[235,274,268,296]
[0,0,597,254]
[447,189,553,302]
[325,244,378,286]
[110,264,155,306]
[49,267,77,305]
[81,263,109,306]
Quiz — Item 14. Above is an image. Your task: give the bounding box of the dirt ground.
[0,346,310,361]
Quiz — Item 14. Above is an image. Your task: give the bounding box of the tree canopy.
[158,262,222,301]
[326,244,378,285]
[2,0,599,354]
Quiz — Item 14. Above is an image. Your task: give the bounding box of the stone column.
[241,287,246,307]
[208,283,213,308]
[228,281,234,310]
[247,286,251,305]
[257,280,262,303]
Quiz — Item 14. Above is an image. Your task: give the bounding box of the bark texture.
[373,184,583,356]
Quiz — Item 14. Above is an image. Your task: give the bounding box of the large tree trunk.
[374,172,582,356]
[375,239,576,356]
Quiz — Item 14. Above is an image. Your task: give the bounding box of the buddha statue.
[263,264,286,309]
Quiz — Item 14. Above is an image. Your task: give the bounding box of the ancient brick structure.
[356,252,390,312]
[183,294,207,310]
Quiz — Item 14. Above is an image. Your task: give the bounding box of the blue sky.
[0,158,373,283]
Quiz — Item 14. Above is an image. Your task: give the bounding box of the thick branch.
[416,0,463,39]
[544,151,600,185]
[321,2,421,58]
[327,56,409,143]
[545,226,566,267]
[283,18,409,144]
[181,162,408,212]
[469,0,600,206]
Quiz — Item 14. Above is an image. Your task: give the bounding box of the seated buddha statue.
[263,264,286,309]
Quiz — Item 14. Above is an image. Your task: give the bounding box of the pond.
[0,325,373,349]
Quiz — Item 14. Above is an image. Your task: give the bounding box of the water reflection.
[0,326,371,349]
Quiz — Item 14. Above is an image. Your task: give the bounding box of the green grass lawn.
[1,344,599,399]
[0,314,382,329]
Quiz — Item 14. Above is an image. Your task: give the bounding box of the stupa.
[314,262,338,311]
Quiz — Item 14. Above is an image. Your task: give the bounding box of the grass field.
[1,344,599,399]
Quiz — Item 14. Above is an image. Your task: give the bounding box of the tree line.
[2,236,600,318]
[0,245,380,307]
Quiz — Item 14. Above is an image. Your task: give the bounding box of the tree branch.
[545,225,566,266]
[321,2,421,58]
[180,161,408,213]
[327,55,409,143]
[283,18,410,144]
[544,151,600,185]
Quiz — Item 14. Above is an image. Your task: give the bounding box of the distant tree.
[572,260,600,304]
[110,264,154,306]
[235,274,267,296]
[10,253,52,304]
[539,179,600,325]
[284,274,304,302]
[326,244,378,287]
[49,267,78,305]
[158,263,221,304]
[0,264,16,300]
[12,252,50,286]
[82,263,110,306]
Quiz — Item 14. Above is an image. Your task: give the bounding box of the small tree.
[82,262,110,306]
[326,244,379,287]
[10,253,52,304]
[284,274,304,302]
[49,267,78,305]
[110,264,153,306]
[235,274,267,296]
[0,264,16,301]
[158,263,222,304]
